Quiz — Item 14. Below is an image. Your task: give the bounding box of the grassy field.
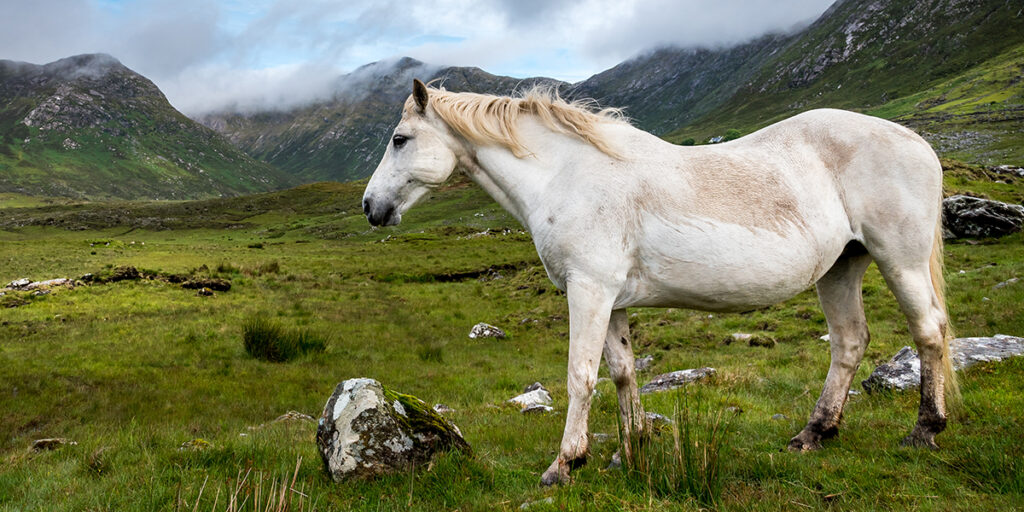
[1,172,1022,510]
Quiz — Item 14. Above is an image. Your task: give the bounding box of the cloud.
[0,0,836,114]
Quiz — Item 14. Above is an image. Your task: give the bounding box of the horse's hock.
[316,378,470,481]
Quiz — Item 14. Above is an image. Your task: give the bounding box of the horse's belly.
[615,217,842,311]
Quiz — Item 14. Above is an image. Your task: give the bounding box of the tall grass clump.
[622,390,735,507]
[242,316,327,362]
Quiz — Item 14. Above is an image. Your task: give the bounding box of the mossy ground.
[0,171,1022,510]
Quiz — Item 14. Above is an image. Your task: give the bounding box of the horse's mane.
[406,85,626,158]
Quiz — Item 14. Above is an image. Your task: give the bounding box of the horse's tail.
[930,207,961,408]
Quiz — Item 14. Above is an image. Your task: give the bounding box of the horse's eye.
[392,134,408,148]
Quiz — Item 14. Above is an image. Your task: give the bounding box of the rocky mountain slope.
[198,58,562,183]
[0,54,295,199]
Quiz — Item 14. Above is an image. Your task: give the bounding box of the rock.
[991,164,1024,178]
[247,410,316,431]
[469,322,506,339]
[508,385,553,410]
[519,497,554,509]
[634,354,654,372]
[820,334,831,342]
[6,278,30,289]
[771,414,787,421]
[862,335,1024,393]
[30,438,76,452]
[730,333,752,343]
[725,406,743,415]
[196,287,214,296]
[861,346,921,392]
[317,379,470,481]
[646,411,673,427]
[592,432,614,443]
[522,404,554,414]
[942,195,1024,239]
[993,277,1019,289]
[639,367,716,394]
[432,403,455,414]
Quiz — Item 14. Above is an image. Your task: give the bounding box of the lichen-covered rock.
[862,335,1024,393]
[942,195,1024,239]
[30,438,76,452]
[469,322,506,339]
[316,378,470,481]
[634,354,654,372]
[639,367,716,394]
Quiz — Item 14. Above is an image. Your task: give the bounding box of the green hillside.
[0,54,296,200]
[661,0,1024,165]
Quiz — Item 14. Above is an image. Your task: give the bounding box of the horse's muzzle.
[363,197,399,227]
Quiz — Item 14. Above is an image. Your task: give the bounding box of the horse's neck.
[460,141,562,230]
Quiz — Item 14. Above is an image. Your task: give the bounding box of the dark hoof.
[901,432,939,449]
[540,459,569,486]
[787,432,823,452]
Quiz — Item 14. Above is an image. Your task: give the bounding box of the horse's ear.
[412,79,428,113]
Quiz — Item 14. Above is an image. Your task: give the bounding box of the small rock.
[433,403,455,414]
[982,297,991,301]
[469,322,506,339]
[771,414,787,421]
[725,406,743,415]
[523,382,545,393]
[634,354,654,372]
[316,378,470,481]
[592,432,614,443]
[993,277,1019,289]
[639,367,716,394]
[848,389,861,396]
[646,411,673,427]
[182,278,231,292]
[731,333,753,342]
[520,497,554,509]
[196,287,214,297]
[31,438,77,452]
[6,278,30,289]
[820,334,831,342]
[508,385,553,410]
[522,404,554,414]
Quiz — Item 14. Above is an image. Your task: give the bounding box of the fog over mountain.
[0,0,834,115]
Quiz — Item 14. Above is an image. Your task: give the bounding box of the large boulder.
[942,195,1024,239]
[862,335,1024,393]
[316,378,470,481]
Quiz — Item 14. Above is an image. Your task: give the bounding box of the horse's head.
[362,79,459,226]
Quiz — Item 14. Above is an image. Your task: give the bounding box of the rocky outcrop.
[316,378,470,481]
[862,335,1024,392]
[639,367,716,394]
[942,195,1024,239]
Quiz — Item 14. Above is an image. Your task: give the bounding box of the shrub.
[680,137,696,146]
[723,128,742,141]
[243,316,327,362]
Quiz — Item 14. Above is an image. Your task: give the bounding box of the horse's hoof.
[787,433,822,452]
[539,459,569,487]
[900,433,939,449]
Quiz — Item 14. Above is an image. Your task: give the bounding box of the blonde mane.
[405,85,626,158]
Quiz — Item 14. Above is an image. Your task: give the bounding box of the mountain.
[198,58,564,183]
[0,54,295,200]
[657,0,1024,164]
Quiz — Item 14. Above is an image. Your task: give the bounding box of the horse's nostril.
[362,198,371,215]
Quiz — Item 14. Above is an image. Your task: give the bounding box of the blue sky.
[1,0,835,114]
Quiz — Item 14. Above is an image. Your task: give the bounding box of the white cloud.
[0,0,836,114]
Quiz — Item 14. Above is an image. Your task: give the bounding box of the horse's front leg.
[540,279,614,486]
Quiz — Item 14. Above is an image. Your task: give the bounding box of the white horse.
[362,80,958,485]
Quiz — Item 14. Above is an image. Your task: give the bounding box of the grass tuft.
[242,316,327,362]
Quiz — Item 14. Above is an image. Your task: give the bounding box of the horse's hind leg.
[602,309,646,458]
[874,259,950,448]
[789,250,873,452]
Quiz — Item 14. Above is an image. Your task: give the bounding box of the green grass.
[0,174,1022,510]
